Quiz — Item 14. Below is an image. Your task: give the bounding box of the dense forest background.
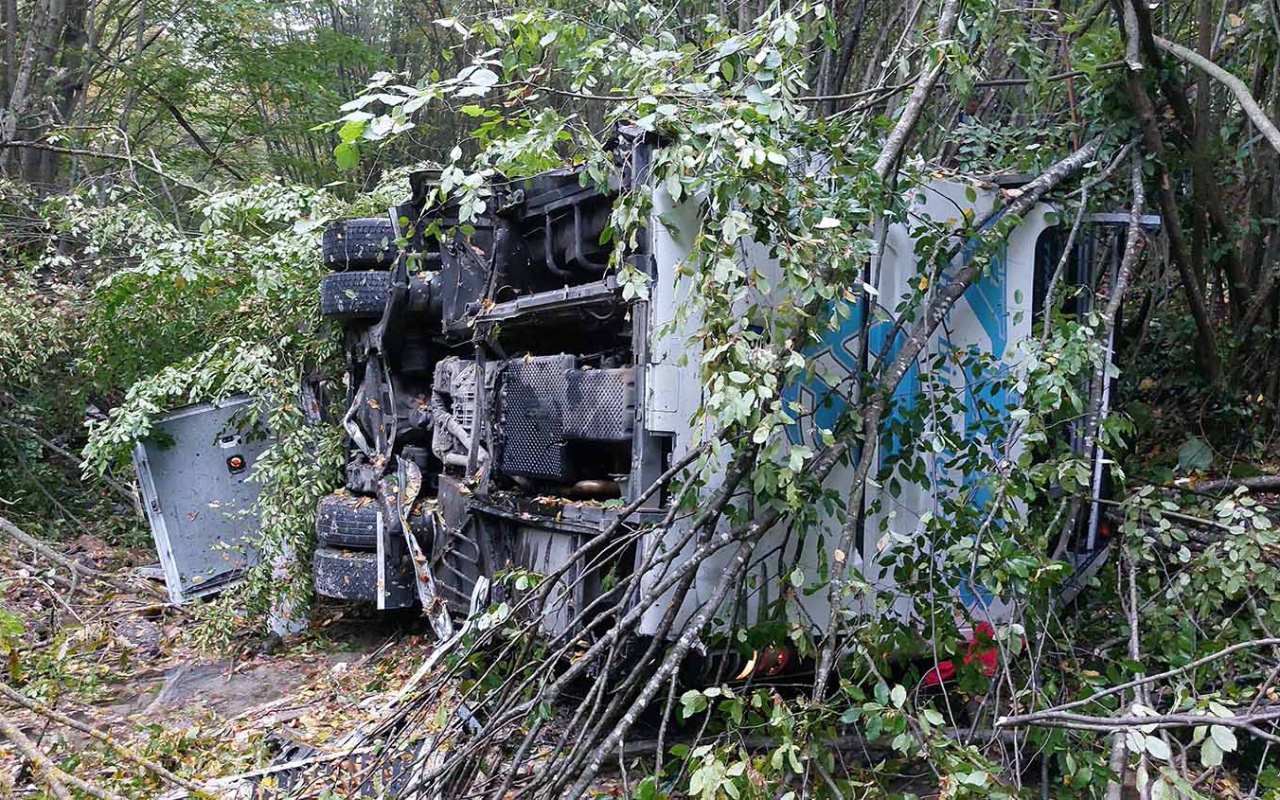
[3,0,1280,798]
[7,0,1280,542]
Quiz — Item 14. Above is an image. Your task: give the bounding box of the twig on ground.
[155,747,377,799]
[0,682,213,795]
[9,558,74,589]
[0,513,132,592]
[0,710,76,800]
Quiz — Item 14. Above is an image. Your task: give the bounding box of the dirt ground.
[0,533,440,798]
[0,534,986,799]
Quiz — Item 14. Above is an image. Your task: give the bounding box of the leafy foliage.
[2,0,1280,797]
[68,177,408,633]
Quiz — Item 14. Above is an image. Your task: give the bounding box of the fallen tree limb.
[0,710,76,800]
[995,637,1280,724]
[1053,151,1145,561]
[561,538,753,797]
[44,766,125,800]
[616,727,1023,762]
[871,0,961,178]
[813,133,1105,699]
[1041,140,1137,342]
[996,707,1280,745]
[1153,35,1280,158]
[0,513,130,591]
[9,557,74,589]
[0,682,213,795]
[1178,475,1280,495]
[155,747,376,799]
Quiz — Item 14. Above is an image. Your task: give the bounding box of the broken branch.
[996,637,1280,724]
[0,513,130,591]
[0,682,213,795]
[0,710,75,800]
[1153,36,1280,157]
[872,0,962,179]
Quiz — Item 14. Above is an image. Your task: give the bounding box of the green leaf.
[1209,724,1237,753]
[680,689,708,719]
[1177,436,1213,472]
[636,775,660,800]
[960,771,989,786]
[890,684,907,708]
[1201,737,1223,768]
[874,682,889,705]
[334,142,360,170]
[468,67,500,87]
[338,119,367,143]
[1145,735,1171,761]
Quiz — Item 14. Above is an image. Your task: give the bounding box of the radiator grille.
[498,356,573,481]
[496,356,634,482]
[565,369,634,441]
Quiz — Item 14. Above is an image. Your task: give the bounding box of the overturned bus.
[311,129,1116,644]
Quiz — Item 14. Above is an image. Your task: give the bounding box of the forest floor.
[0,532,454,798]
[1,524,1163,798]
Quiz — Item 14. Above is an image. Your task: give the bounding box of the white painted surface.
[637,180,1055,636]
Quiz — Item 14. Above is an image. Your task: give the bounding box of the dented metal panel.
[133,397,269,604]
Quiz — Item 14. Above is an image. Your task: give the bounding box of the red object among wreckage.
[922,622,998,686]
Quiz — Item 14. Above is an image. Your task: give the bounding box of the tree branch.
[0,140,207,193]
[0,711,75,800]
[996,637,1280,724]
[997,707,1280,745]
[872,0,962,179]
[0,683,212,795]
[0,513,131,591]
[1153,35,1280,157]
[811,134,1104,699]
[1052,151,1144,561]
[1121,4,1222,383]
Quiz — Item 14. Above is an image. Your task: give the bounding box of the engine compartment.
[314,130,665,630]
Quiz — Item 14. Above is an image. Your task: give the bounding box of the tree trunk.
[1,0,49,173]
[1122,0,1222,383]
[2,0,16,98]
[826,0,871,113]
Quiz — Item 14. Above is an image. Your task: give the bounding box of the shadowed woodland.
[3,1,1280,798]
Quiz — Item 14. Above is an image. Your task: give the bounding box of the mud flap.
[380,459,453,639]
